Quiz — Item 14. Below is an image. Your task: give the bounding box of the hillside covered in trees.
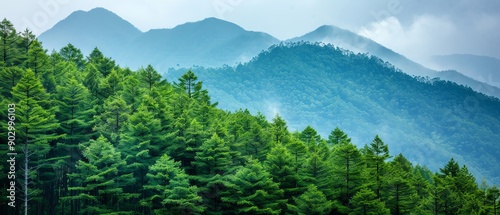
[1,18,500,214]
[166,43,500,187]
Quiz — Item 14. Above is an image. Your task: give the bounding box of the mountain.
[124,17,279,69]
[38,8,279,69]
[166,43,500,185]
[430,54,500,88]
[38,7,142,57]
[288,25,500,98]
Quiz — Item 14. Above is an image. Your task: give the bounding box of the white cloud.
[358,13,500,64]
[357,15,457,64]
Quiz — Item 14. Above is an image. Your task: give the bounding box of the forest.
[166,43,500,186]
[1,18,500,214]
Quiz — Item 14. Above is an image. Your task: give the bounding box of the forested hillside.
[166,43,500,186]
[1,18,500,214]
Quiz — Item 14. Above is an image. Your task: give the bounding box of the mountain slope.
[289,25,500,98]
[166,43,500,185]
[431,54,500,88]
[38,7,142,56]
[124,17,279,69]
[38,9,279,70]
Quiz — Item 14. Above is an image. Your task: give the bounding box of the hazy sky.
[2,0,500,64]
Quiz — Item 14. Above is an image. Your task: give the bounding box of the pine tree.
[193,133,232,214]
[431,174,460,215]
[17,28,36,65]
[55,75,95,146]
[0,66,23,98]
[439,158,460,177]
[240,121,272,161]
[175,70,201,98]
[64,135,138,214]
[221,159,286,214]
[59,44,85,69]
[265,143,303,213]
[118,104,164,210]
[364,135,390,198]
[305,145,335,201]
[120,75,142,113]
[383,170,417,215]
[99,68,123,98]
[83,63,102,100]
[87,47,116,76]
[26,39,49,77]
[350,188,390,215]
[327,127,351,145]
[142,154,205,214]
[300,125,320,147]
[12,69,62,215]
[94,95,130,144]
[288,184,333,215]
[0,18,19,67]
[271,114,290,144]
[54,75,96,209]
[485,186,500,215]
[139,64,162,91]
[332,142,365,213]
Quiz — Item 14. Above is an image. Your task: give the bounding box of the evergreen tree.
[0,18,18,67]
[222,159,286,214]
[332,142,365,213]
[300,125,320,147]
[365,135,390,198]
[119,104,164,209]
[17,28,36,64]
[64,136,138,214]
[350,188,390,215]
[288,184,333,215]
[0,66,23,98]
[383,171,417,215]
[175,70,201,98]
[139,64,162,91]
[55,75,95,146]
[59,44,84,69]
[142,154,205,214]
[94,95,130,144]
[86,47,115,77]
[193,133,232,214]
[271,114,290,144]
[26,39,49,76]
[485,186,500,215]
[327,127,351,145]
[99,68,123,98]
[439,158,460,177]
[83,63,102,100]
[431,174,460,215]
[265,143,303,213]
[240,121,272,161]
[12,69,62,215]
[120,75,142,113]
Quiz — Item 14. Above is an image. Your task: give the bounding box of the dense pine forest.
[1,18,500,215]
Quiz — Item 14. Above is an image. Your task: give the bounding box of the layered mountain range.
[37,7,500,184]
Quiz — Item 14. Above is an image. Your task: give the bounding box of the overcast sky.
[2,0,500,64]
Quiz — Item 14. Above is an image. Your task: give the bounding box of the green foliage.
[59,43,85,69]
[222,159,286,214]
[332,141,365,212]
[288,184,333,215]
[139,64,162,90]
[364,135,391,198]
[1,20,498,214]
[350,188,390,215]
[65,135,138,214]
[142,154,205,214]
